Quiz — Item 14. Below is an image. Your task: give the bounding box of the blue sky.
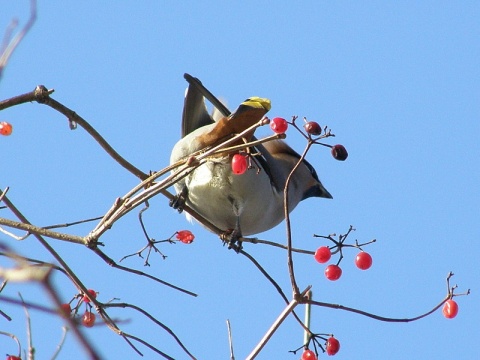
[1,1,478,359]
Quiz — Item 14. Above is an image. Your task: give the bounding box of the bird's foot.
[169,186,188,213]
[220,228,243,253]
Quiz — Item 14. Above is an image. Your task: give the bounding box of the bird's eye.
[244,98,251,102]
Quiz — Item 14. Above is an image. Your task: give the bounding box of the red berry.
[60,303,72,316]
[326,336,340,355]
[355,251,372,270]
[176,230,195,244]
[325,264,342,281]
[301,349,317,360]
[231,153,248,175]
[442,299,459,319]
[82,311,96,327]
[270,117,288,134]
[304,121,322,135]
[0,121,13,136]
[6,356,21,360]
[314,246,331,263]
[331,144,348,161]
[83,289,97,303]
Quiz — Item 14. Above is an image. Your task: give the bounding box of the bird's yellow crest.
[241,97,271,111]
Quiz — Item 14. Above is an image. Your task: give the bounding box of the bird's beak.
[304,183,333,199]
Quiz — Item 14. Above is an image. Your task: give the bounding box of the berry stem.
[284,140,314,296]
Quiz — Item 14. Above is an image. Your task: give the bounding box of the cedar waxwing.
[170,74,332,243]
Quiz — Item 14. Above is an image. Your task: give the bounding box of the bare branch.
[104,302,196,359]
[246,286,311,360]
[240,237,314,255]
[0,252,69,277]
[121,333,175,360]
[91,247,197,297]
[308,296,448,323]
[283,141,314,296]
[0,294,59,315]
[0,216,85,245]
[42,275,102,360]
[0,308,12,321]
[239,250,313,339]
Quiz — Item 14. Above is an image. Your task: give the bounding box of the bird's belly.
[181,160,284,235]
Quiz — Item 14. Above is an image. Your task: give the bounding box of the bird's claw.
[170,186,188,213]
[221,228,243,252]
[169,196,184,213]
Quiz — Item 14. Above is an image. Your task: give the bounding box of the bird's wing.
[182,75,215,137]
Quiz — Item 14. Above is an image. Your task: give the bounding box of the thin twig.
[104,302,196,359]
[42,216,104,230]
[308,296,450,323]
[0,330,22,357]
[240,250,289,303]
[241,237,314,255]
[0,308,12,321]
[0,295,59,314]
[121,333,174,360]
[239,250,313,337]
[91,247,197,297]
[90,305,144,357]
[303,290,312,347]
[19,293,34,360]
[0,224,29,240]
[227,319,235,360]
[0,0,37,79]
[0,216,85,245]
[43,88,148,181]
[0,18,18,55]
[51,326,68,360]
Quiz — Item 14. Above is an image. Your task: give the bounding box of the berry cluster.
[231,116,349,174]
[314,227,375,281]
[60,288,98,328]
[299,336,340,359]
[302,119,348,161]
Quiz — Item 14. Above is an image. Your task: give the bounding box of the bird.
[170,74,332,247]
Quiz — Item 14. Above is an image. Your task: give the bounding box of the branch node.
[33,85,52,103]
